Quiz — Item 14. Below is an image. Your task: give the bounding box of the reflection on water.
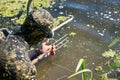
[36,0,120,80]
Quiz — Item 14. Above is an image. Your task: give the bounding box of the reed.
[68,59,93,80]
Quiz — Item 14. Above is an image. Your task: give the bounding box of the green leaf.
[75,59,85,72]
[109,37,120,47]
[68,69,93,80]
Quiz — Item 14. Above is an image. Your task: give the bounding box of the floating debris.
[69,32,76,37]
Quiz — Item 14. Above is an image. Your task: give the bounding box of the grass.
[68,59,93,80]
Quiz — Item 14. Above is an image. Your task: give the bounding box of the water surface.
[1,0,120,80]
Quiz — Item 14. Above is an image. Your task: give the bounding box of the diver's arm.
[29,49,47,65]
[30,52,48,65]
[28,48,39,60]
[29,39,56,65]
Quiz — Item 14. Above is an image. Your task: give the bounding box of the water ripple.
[64,1,96,11]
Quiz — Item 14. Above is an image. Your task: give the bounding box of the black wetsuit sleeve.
[28,48,39,60]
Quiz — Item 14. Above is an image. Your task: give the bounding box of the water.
[1,0,120,80]
[35,0,120,80]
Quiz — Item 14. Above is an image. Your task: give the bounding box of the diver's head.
[21,9,54,45]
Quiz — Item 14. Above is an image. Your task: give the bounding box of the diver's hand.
[31,39,56,65]
[38,39,56,57]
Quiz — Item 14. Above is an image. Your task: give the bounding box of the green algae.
[0,0,68,29]
[0,0,55,25]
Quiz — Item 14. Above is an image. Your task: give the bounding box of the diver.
[0,0,56,79]
[0,0,73,79]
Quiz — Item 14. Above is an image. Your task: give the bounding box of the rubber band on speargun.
[52,15,74,31]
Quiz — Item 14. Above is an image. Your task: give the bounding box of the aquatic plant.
[101,49,120,80]
[102,49,116,58]
[109,36,120,47]
[0,0,54,16]
[68,59,93,80]
[101,73,118,80]
[0,0,55,25]
[0,0,69,30]
[99,35,120,80]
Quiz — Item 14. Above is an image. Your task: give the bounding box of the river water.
[36,0,120,80]
[0,0,120,80]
